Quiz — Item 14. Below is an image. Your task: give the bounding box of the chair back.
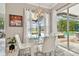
[15,34,22,49]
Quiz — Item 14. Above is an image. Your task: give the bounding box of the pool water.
[64,31,75,37]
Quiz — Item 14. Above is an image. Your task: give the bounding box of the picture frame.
[9,14,23,27]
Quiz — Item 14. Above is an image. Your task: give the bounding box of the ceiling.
[29,3,68,10]
[30,3,57,9]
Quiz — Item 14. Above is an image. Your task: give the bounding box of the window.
[0,17,4,30]
[0,3,5,56]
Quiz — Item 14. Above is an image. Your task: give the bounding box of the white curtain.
[44,13,50,37]
[24,8,31,43]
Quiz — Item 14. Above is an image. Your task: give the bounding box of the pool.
[64,31,75,37]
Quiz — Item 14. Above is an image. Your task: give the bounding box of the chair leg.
[18,48,31,56]
[18,50,21,56]
[25,48,31,56]
[18,49,25,56]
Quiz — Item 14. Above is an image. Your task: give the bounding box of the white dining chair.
[15,34,31,56]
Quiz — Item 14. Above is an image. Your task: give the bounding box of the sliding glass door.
[57,4,79,54]
[68,4,79,54]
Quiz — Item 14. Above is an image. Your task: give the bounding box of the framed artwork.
[9,14,23,27]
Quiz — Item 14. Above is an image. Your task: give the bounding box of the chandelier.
[32,4,44,20]
[35,7,44,17]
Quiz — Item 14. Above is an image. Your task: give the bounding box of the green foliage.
[57,19,67,32]
[7,37,16,45]
[69,20,76,31]
[0,17,4,29]
[58,18,77,32]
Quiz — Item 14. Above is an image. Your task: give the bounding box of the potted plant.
[7,37,16,53]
